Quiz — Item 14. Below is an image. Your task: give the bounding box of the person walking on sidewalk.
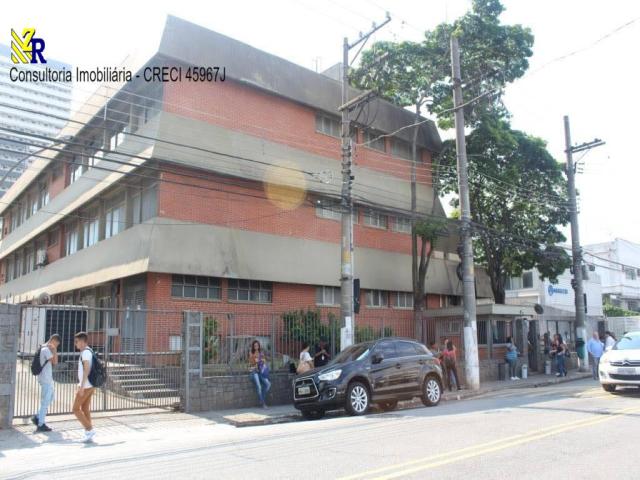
[505,337,519,380]
[442,340,462,391]
[72,332,96,442]
[249,340,271,408]
[32,334,60,432]
[604,331,616,351]
[587,331,604,380]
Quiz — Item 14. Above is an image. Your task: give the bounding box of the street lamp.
[0,134,73,192]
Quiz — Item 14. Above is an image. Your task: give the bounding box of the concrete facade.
[584,238,640,312]
[0,304,19,428]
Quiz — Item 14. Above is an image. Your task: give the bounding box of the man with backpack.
[31,334,60,432]
[73,331,97,442]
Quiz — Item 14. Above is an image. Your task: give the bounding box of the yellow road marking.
[339,405,640,480]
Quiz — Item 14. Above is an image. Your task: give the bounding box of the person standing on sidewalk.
[72,332,96,442]
[31,334,60,432]
[552,334,568,377]
[442,340,462,391]
[249,340,271,408]
[505,337,519,380]
[587,331,604,380]
[604,331,616,351]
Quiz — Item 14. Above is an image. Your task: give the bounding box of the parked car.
[599,331,640,392]
[293,338,443,420]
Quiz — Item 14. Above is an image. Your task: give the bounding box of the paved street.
[2,378,639,479]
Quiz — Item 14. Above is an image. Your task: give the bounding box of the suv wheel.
[379,400,398,412]
[301,409,325,420]
[422,375,442,407]
[602,384,616,393]
[346,381,370,415]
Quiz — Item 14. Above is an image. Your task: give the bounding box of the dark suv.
[293,338,443,420]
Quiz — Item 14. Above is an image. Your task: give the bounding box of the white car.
[599,331,640,392]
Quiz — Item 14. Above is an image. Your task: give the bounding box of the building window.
[445,320,461,334]
[316,286,340,306]
[228,279,273,303]
[70,155,85,184]
[393,292,413,309]
[24,248,34,274]
[65,224,78,256]
[492,320,511,344]
[171,275,221,300]
[315,113,341,138]
[315,199,342,221]
[48,228,59,247]
[522,271,534,289]
[28,195,38,217]
[624,267,637,281]
[83,214,99,248]
[363,210,388,229]
[6,257,14,281]
[477,320,488,345]
[14,253,22,278]
[105,197,125,239]
[391,138,415,161]
[109,130,125,151]
[363,130,386,152]
[393,216,412,233]
[38,183,49,209]
[366,290,388,307]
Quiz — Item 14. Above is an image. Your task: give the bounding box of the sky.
[3,0,640,245]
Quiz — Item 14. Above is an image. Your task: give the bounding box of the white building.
[505,266,604,343]
[583,238,640,313]
[0,43,72,195]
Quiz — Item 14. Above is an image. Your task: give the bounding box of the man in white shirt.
[72,331,96,442]
[31,334,60,432]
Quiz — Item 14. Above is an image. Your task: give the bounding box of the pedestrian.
[604,331,616,351]
[587,331,604,380]
[551,334,567,377]
[297,342,314,374]
[31,334,60,432]
[249,340,271,408]
[441,340,462,391]
[72,332,96,442]
[313,337,331,368]
[505,336,519,380]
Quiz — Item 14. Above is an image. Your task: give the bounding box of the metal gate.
[14,305,183,418]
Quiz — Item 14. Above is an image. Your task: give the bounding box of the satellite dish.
[37,292,51,305]
[534,304,544,315]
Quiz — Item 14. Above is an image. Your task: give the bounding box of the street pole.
[563,115,604,372]
[340,36,354,351]
[450,36,479,390]
[338,15,391,351]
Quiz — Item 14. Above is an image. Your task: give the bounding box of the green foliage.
[438,115,571,302]
[355,325,395,343]
[604,302,638,318]
[415,218,449,247]
[352,0,533,128]
[202,316,219,365]
[282,309,339,346]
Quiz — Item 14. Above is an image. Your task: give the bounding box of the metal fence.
[14,305,182,418]
[198,309,416,377]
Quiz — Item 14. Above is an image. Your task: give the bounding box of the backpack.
[30,346,48,376]
[85,348,107,388]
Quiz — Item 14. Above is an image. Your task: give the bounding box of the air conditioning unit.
[589,264,596,272]
[35,250,48,267]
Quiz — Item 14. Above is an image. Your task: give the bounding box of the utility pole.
[339,15,390,351]
[563,115,604,371]
[450,36,480,390]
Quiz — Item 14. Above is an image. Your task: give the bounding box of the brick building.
[0,16,492,351]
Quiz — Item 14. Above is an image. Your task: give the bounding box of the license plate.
[297,386,311,395]
[616,367,637,375]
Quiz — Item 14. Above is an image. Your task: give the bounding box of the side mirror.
[372,352,384,364]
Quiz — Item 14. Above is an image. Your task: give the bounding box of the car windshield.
[613,333,640,350]
[332,343,372,364]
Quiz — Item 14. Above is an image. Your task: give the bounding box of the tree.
[352,0,534,321]
[438,115,571,303]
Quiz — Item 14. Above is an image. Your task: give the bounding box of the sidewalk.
[8,370,592,434]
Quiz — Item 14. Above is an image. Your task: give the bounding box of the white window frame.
[393,216,412,233]
[316,286,340,306]
[366,290,388,308]
[65,225,78,256]
[363,130,386,152]
[315,113,341,138]
[364,210,388,229]
[316,199,342,221]
[393,291,414,309]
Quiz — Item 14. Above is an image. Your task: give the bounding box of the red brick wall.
[162,78,432,185]
[157,166,416,255]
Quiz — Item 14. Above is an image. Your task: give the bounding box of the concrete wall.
[0,304,19,428]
